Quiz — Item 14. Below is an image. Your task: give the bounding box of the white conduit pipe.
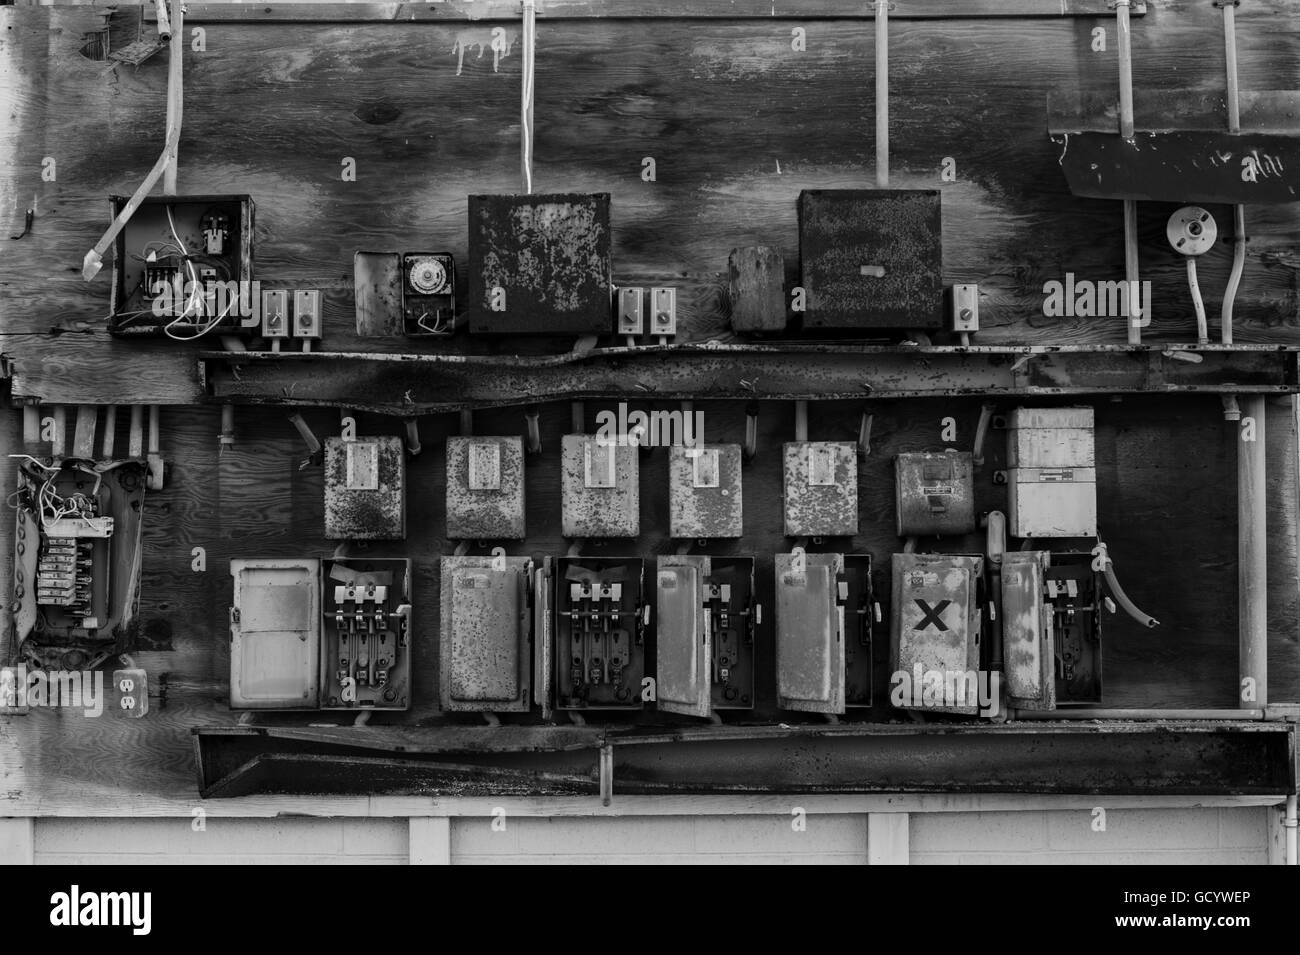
[1221,1,1245,344]
[521,0,536,194]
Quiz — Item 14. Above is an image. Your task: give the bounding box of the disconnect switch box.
[445,436,526,539]
[783,442,858,537]
[440,555,533,712]
[561,435,639,538]
[890,553,984,716]
[1007,406,1097,538]
[324,435,406,540]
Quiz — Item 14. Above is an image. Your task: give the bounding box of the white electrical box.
[1007,406,1097,538]
[951,284,979,332]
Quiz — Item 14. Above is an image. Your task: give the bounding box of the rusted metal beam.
[194,721,1295,798]
[199,345,1300,415]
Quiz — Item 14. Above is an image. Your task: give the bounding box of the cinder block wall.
[1,806,1274,865]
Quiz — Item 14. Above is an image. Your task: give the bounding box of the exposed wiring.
[1187,256,1208,345]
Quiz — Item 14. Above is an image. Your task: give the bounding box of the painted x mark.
[913,598,951,632]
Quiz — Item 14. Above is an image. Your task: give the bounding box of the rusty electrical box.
[656,555,756,716]
[324,435,406,540]
[1001,550,1055,710]
[1046,552,1103,705]
[890,553,984,716]
[774,550,876,713]
[467,193,612,335]
[561,435,639,538]
[798,189,943,329]
[895,451,976,537]
[668,444,743,539]
[782,441,858,537]
[554,557,645,710]
[1007,406,1097,538]
[446,436,526,539]
[230,557,411,710]
[440,555,533,712]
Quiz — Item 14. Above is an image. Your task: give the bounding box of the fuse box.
[109,194,255,337]
[668,444,743,539]
[1007,406,1097,538]
[554,557,646,710]
[890,553,984,716]
[560,435,639,538]
[1001,550,1055,710]
[655,555,756,716]
[323,435,406,540]
[1046,552,1103,705]
[782,441,858,537]
[440,555,533,712]
[774,551,874,713]
[230,557,411,710]
[445,436,526,539]
[10,458,146,671]
[468,193,612,335]
[798,189,943,330]
[895,451,976,537]
[320,558,411,710]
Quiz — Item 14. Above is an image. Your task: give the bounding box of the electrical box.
[231,558,411,710]
[1001,550,1055,710]
[782,441,858,537]
[655,555,756,716]
[261,289,289,339]
[554,557,646,710]
[468,193,612,335]
[895,451,976,536]
[320,558,411,710]
[668,444,743,539]
[440,555,533,712]
[293,289,322,339]
[402,252,456,335]
[1007,406,1097,538]
[1046,552,1103,705]
[890,553,984,716]
[109,194,256,337]
[323,435,406,540]
[774,551,874,713]
[561,435,639,538]
[798,189,943,329]
[445,436,526,539]
[650,287,677,336]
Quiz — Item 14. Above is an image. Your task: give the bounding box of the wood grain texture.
[2,4,1300,808]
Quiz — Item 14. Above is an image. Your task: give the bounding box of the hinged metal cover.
[798,189,942,329]
[895,451,976,536]
[775,551,845,714]
[890,553,983,716]
[668,444,742,539]
[1002,550,1055,710]
[324,435,406,540]
[440,556,531,711]
[656,557,711,718]
[230,559,321,709]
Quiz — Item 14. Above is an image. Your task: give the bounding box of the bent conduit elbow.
[1103,559,1159,629]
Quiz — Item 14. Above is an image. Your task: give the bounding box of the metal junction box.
[895,451,976,537]
[890,553,983,716]
[656,555,756,716]
[1007,406,1097,538]
[798,189,942,329]
[668,444,743,539]
[230,557,411,710]
[324,435,406,540]
[783,441,858,537]
[440,555,533,712]
[561,435,639,538]
[1001,550,1055,710]
[774,552,874,714]
[554,557,645,710]
[446,436,526,539]
[468,193,612,335]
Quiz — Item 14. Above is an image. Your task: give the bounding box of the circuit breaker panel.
[554,557,646,710]
[440,555,533,712]
[320,558,411,710]
[890,553,984,716]
[655,555,756,716]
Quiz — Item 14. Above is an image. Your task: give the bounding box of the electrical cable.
[1187,256,1208,345]
[521,0,536,194]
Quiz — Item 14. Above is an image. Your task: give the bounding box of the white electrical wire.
[1187,256,1208,345]
[521,0,536,194]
